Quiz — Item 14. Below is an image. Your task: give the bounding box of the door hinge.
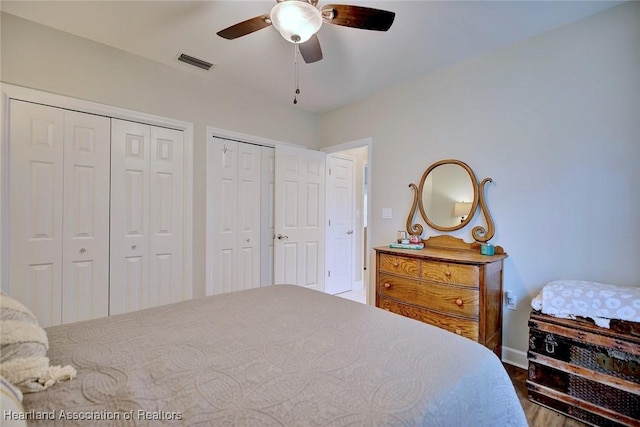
[328,270,331,277]
[329,168,332,176]
[328,219,331,226]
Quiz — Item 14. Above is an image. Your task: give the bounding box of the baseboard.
[501,346,528,370]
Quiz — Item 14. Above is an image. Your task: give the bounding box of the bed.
[16,285,526,426]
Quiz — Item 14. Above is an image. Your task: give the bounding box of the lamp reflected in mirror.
[453,201,472,223]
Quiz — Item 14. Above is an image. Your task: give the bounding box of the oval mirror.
[406,159,496,242]
[418,160,478,232]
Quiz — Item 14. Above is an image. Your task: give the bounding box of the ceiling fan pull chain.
[293,43,300,105]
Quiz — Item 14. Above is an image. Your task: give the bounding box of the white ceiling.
[1,0,621,114]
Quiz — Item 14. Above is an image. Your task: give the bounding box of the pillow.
[0,293,76,393]
[0,375,26,426]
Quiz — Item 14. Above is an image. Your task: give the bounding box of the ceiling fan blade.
[299,34,323,64]
[217,14,272,40]
[321,4,395,31]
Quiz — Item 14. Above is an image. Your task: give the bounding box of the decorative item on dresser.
[375,235,507,356]
[377,159,507,356]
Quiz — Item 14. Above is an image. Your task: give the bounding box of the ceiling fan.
[217,0,396,64]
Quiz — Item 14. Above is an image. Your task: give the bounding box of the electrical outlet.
[505,291,517,310]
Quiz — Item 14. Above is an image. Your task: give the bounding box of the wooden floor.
[504,364,589,427]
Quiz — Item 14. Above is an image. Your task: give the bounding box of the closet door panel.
[149,126,184,307]
[110,119,150,315]
[209,139,238,294]
[9,100,64,327]
[260,147,275,287]
[237,143,261,291]
[62,111,110,323]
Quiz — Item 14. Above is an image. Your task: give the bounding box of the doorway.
[324,139,370,304]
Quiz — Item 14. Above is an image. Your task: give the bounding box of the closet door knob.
[246,238,251,243]
[79,248,87,254]
[277,234,289,240]
[132,245,137,250]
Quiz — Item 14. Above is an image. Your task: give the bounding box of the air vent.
[177,53,215,71]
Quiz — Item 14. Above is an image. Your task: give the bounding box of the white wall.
[1,12,319,297]
[318,2,640,365]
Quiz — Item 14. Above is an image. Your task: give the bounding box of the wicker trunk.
[527,310,640,427]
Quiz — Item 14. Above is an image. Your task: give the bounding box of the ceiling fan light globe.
[270,1,322,43]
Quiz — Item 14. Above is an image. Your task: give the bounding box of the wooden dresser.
[375,237,508,356]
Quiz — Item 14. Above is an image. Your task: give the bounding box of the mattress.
[22,285,526,426]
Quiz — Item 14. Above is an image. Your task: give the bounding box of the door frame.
[321,137,373,304]
[0,83,194,299]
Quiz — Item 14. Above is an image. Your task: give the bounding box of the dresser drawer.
[421,260,479,287]
[419,281,479,318]
[378,297,479,341]
[378,253,419,277]
[379,274,479,318]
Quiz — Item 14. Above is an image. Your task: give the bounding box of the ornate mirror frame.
[406,159,496,243]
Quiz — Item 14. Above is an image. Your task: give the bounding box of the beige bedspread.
[23,285,526,426]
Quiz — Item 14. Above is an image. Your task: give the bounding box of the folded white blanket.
[531,280,640,328]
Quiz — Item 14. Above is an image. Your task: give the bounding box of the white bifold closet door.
[109,119,184,315]
[260,147,275,286]
[8,100,110,327]
[207,138,264,294]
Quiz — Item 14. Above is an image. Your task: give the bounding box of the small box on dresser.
[375,236,507,356]
[527,310,640,426]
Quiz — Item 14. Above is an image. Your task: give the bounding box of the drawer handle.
[445,270,452,277]
[455,328,462,335]
[383,283,392,289]
[455,298,463,306]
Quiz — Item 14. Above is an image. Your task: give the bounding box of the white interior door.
[236,142,261,291]
[8,100,64,327]
[274,145,325,291]
[207,138,237,295]
[62,110,110,323]
[260,147,275,286]
[110,119,151,315]
[8,101,110,326]
[325,154,355,295]
[149,126,184,307]
[206,138,262,295]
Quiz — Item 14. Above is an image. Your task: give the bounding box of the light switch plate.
[382,208,392,219]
